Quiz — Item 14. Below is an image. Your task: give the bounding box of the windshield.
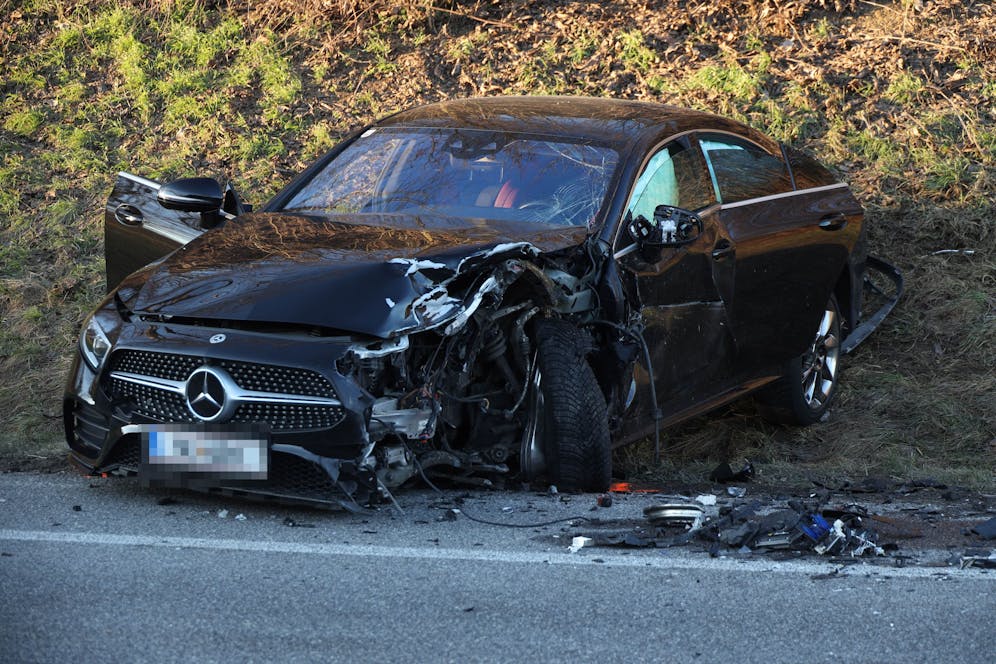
[282,128,620,228]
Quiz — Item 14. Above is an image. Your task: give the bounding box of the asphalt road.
[1,472,993,663]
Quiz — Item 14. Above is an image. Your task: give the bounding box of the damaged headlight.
[79,312,115,371]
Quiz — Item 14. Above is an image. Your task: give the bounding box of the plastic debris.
[217,509,228,519]
[970,516,996,540]
[709,459,754,483]
[960,550,996,569]
[727,486,747,498]
[234,513,247,521]
[569,536,593,553]
[695,494,717,506]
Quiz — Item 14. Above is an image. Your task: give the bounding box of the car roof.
[376,96,764,148]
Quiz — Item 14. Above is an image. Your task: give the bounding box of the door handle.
[114,204,144,226]
[818,212,848,231]
[711,241,735,261]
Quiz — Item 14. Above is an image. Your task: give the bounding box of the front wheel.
[520,318,611,491]
[758,294,842,425]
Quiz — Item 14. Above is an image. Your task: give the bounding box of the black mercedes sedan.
[65,96,901,508]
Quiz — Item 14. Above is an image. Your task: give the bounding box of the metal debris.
[644,503,705,529]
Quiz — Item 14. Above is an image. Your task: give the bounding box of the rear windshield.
[282,128,620,228]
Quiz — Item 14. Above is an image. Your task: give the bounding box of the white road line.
[0,528,987,579]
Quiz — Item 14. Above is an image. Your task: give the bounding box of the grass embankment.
[1,0,993,485]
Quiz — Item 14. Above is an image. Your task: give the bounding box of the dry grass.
[1,0,993,485]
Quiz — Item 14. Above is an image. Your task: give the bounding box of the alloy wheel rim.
[800,307,839,409]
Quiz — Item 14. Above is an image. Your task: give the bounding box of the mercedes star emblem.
[184,366,231,421]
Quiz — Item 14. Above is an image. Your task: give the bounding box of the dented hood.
[129,212,587,338]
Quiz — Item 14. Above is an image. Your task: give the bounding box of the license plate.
[132,424,269,482]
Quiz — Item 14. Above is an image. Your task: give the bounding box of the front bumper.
[64,319,381,507]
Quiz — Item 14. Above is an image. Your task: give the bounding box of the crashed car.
[65,96,901,508]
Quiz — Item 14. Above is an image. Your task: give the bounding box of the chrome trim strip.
[111,371,185,394]
[143,224,199,246]
[118,171,162,191]
[718,182,848,210]
[109,371,343,407]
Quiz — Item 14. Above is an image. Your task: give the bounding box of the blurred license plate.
[134,424,269,481]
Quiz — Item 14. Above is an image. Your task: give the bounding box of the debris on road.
[644,503,705,529]
[569,536,593,553]
[709,460,755,484]
[572,495,892,560]
[596,494,613,508]
[969,516,996,540]
[235,513,247,521]
[960,550,996,569]
[282,517,316,528]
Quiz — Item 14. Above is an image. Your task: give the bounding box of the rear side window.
[784,145,837,190]
[698,133,793,204]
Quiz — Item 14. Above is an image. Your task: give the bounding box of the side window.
[698,133,793,204]
[626,140,714,223]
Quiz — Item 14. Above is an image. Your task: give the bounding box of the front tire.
[758,294,842,425]
[520,318,611,491]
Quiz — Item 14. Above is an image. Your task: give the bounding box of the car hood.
[128,212,588,338]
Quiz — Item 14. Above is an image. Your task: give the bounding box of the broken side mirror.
[626,205,704,262]
[158,177,225,229]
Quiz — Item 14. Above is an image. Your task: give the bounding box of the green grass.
[618,31,655,73]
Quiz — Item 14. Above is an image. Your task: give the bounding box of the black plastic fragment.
[709,460,755,483]
[970,516,996,540]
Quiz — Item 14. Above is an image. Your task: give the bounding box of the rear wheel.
[520,318,611,491]
[758,294,842,425]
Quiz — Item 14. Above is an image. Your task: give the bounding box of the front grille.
[219,360,335,398]
[111,350,201,382]
[103,436,141,470]
[233,402,343,431]
[266,452,339,498]
[107,349,345,431]
[111,377,194,422]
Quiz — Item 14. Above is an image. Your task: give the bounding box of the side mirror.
[626,205,703,262]
[157,178,224,213]
[653,205,703,246]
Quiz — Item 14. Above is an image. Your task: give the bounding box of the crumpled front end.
[64,240,605,509]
